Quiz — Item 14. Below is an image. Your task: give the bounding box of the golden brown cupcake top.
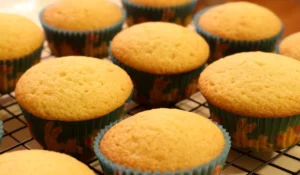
[16,56,133,121]
[100,108,225,172]
[199,52,300,117]
[279,32,300,61]
[0,13,43,60]
[128,0,192,7]
[198,2,282,40]
[111,22,209,74]
[0,150,95,175]
[43,0,122,31]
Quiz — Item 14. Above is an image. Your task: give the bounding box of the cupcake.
[110,22,209,107]
[0,13,43,93]
[40,0,125,58]
[277,32,300,60]
[194,1,283,64]
[0,121,3,143]
[15,56,133,161]
[94,108,231,175]
[122,0,197,26]
[0,150,95,175]
[199,52,300,151]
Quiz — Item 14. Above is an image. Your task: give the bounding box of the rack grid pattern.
[0,44,299,175]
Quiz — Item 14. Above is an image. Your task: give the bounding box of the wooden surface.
[196,0,300,37]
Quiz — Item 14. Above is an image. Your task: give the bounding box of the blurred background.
[0,0,300,36]
[195,0,300,37]
[0,0,299,37]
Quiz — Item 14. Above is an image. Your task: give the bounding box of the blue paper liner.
[109,50,205,108]
[0,121,3,144]
[209,102,300,152]
[122,0,197,26]
[94,120,231,175]
[20,91,133,162]
[0,45,43,93]
[39,5,126,58]
[193,7,284,64]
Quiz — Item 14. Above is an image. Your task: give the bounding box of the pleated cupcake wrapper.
[20,92,132,162]
[94,120,231,175]
[0,121,3,144]
[39,6,126,58]
[275,42,282,54]
[109,52,205,107]
[193,7,284,64]
[0,45,43,94]
[209,103,300,152]
[122,0,197,26]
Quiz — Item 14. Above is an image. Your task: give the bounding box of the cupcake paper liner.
[275,43,281,54]
[0,45,43,94]
[209,103,300,152]
[122,0,197,26]
[110,52,205,107]
[20,92,132,162]
[194,7,284,64]
[39,6,126,58]
[94,120,231,175]
[0,121,3,144]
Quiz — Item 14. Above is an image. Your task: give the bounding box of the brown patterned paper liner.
[193,7,284,64]
[0,45,43,93]
[209,103,300,152]
[122,0,197,26]
[110,53,205,108]
[39,6,126,58]
[20,93,132,162]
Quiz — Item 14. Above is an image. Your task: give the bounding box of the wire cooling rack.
[0,43,299,175]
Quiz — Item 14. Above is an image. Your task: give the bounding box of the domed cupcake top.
[15,56,133,121]
[279,32,300,61]
[0,13,43,60]
[128,0,192,7]
[42,0,123,31]
[111,22,209,74]
[0,150,95,175]
[198,2,282,40]
[199,52,300,117]
[100,108,225,172]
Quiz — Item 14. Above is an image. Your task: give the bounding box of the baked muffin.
[0,13,43,93]
[40,0,125,58]
[122,0,197,26]
[0,121,3,143]
[278,32,300,60]
[194,1,283,63]
[110,22,209,107]
[94,108,230,175]
[0,150,95,175]
[199,52,300,151]
[15,56,133,161]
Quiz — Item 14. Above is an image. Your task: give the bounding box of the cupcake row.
[1,0,300,94]
[1,37,300,175]
[0,0,300,175]
[0,108,230,175]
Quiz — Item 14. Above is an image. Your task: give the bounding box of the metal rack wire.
[0,44,299,175]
